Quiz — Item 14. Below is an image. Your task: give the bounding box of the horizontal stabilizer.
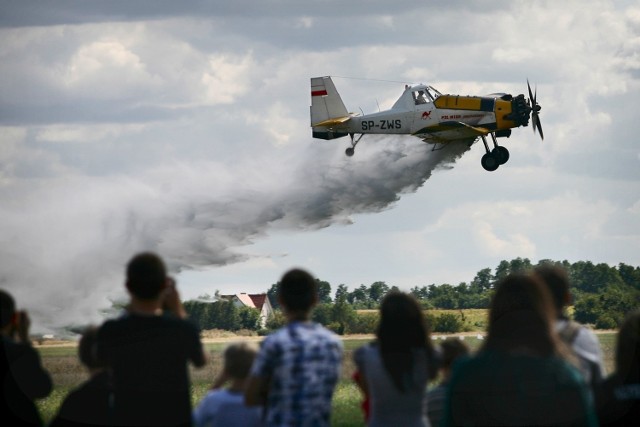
[311,115,352,128]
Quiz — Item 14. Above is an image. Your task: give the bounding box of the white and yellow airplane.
[310,76,543,171]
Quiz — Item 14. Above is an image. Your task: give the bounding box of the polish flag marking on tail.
[312,89,328,97]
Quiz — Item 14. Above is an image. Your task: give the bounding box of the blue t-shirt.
[193,389,262,427]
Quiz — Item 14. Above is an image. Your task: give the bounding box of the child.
[245,268,343,427]
[50,326,112,427]
[193,342,262,427]
[426,338,470,427]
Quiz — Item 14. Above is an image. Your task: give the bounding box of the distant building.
[219,293,274,328]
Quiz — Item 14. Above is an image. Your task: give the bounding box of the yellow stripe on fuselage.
[434,95,484,110]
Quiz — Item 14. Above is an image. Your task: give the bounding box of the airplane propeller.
[527,79,544,140]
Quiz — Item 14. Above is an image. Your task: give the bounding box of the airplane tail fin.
[310,76,350,129]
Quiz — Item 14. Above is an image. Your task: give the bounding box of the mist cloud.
[0,134,468,331]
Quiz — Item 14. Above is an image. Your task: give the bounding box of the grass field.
[358,308,490,332]
[34,331,617,426]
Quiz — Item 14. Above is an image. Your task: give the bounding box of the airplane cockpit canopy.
[412,85,442,105]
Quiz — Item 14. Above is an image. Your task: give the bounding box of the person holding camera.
[0,289,52,426]
[96,252,207,427]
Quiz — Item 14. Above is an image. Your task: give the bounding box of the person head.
[0,289,16,331]
[484,273,560,357]
[376,291,435,391]
[533,264,571,316]
[439,337,470,374]
[78,325,104,373]
[223,342,258,380]
[277,268,318,318]
[615,309,640,382]
[125,252,167,301]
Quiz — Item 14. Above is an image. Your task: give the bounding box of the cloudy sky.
[1,1,638,331]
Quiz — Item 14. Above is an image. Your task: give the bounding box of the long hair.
[483,273,562,357]
[376,291,436,392]
[616,309,640,382]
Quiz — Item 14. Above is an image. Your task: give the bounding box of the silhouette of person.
[595,309,640,426]
[96,252,207,427]
[0,289,52,426]
[534,264,606,387]
[245,268,343,427]
[442,273,597,426]
[50,326,112,426]
[426,338,470,427]
[353,291,438,427]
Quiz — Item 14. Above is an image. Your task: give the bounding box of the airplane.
[310,76,543,171]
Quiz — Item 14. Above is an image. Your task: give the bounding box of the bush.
[349,312,379,334]
[596,314,619,330]
[432,313,464,333]
[327,322,345,335]
[265,310,286,331]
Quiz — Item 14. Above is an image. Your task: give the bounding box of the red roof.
[248,294,267,310]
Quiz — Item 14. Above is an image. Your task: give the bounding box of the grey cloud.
[0,1,498,28]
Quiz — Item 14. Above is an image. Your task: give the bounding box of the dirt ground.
[32,328,616,348]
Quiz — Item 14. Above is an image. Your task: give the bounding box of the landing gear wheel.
[481,152,499,172]
[345,147,355,157]
[492,146,510,165]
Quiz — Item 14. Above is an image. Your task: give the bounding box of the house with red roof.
[219,293,274,328]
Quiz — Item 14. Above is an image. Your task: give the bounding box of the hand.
[161,278,187,319]
[15,310,31,343]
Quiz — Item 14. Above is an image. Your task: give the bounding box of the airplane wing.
[415,121,490,143]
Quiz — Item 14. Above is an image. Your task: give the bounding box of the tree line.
[183,258,640,334]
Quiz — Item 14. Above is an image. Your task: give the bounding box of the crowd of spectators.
[0,253,638,426]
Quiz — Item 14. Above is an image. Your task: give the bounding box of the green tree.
[570,261,623,294]
[574,286,639,328]
[410,286,429,300]
[348,285,370,308]
[311,303,333,326]
[316,279,332,304]
[617,263,640,291]
[265,310,286,331]
[267,283,279,310]
[429,284,459,309]
[331,298,357,334]
[470,268,493,293]
[368,281,390,305]
[335,284,349,302]
[238,306,261,330]
[184,300,209,329]
[495,258,532,283]
[220,301,240,330]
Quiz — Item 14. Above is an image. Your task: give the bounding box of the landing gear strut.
[480,133,510,172]
[345,133,364,157]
